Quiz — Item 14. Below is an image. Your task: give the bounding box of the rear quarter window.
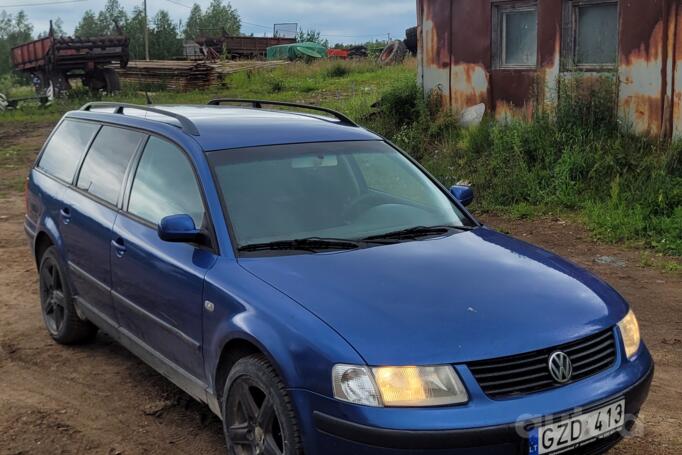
[38,119,100,183]
[76,126,144,205]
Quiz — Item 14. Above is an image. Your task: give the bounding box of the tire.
[378,40,408,65]
[405,26,418,55]
[102,68,121,93]
[38,247,97,345]
[222,355,302,455]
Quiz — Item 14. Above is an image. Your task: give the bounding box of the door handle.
[60,207,71,224]
[111,238,127,258]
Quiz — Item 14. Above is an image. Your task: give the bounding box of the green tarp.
[267,42,327,61]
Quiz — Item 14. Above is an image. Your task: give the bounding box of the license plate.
[528,400,625,455]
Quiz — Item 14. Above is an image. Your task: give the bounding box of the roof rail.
[207,98,358,127]
[80,102,200,136]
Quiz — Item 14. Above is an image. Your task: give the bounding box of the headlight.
[618,309,641,359]
[332,364,468,407]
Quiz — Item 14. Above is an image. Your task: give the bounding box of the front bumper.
[291,343,654,454]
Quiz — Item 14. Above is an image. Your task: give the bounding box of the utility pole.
[143,0,150,61]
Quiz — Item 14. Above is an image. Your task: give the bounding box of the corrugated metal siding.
[418,0,682,139]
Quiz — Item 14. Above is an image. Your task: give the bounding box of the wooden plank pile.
[117,60,218,91]
[116,60,289,91]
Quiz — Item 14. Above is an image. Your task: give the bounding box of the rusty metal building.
[416,0,682,138]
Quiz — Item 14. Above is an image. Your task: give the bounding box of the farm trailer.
[11,25,129,95]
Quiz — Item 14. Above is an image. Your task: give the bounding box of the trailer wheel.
[102,68,121,93]
[84,69,121,94]
[378,40,407,65]
[50,73,71,95]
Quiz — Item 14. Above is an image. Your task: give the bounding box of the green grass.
[0,59,415,124]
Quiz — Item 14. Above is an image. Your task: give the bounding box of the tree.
[97,0,128,34]
[125,7,146,60]
[201,0,240,37]
[151,10,182,59]
[297,29,329,47]
[52,18,66,37]
[37,18,65,38]
[75,10,106,37]
[184,4,203,40]
[0,10,34,75]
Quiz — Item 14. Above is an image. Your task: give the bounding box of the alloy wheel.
[225,377,286,455]
[40,258,66,335]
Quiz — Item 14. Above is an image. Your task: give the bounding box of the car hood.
[239,227,628,365]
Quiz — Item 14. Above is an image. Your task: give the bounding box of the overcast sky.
[2,0,417,44]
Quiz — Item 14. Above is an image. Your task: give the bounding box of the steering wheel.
[342,193,378,223]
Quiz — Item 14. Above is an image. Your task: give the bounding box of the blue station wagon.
[25,100,653,455]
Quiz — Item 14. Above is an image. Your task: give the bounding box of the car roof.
[66,104,382,151]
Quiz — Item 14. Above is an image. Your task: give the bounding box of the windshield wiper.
[362,225,474,242]
[239,237,361,253]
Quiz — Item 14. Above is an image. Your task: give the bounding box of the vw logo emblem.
[548,351,573,383]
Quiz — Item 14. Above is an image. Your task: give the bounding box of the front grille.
[468,329,617,399]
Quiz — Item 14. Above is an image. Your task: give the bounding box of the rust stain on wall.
[420,0,452,104]
[451,64,489,111]
[490,70,536,120]
[537,0,562,108]
[618,0,667,136]
[449,0,491,111]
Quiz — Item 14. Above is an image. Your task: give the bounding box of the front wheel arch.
[215,337,263,405]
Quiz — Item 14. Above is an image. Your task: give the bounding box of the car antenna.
[145,91,153,105]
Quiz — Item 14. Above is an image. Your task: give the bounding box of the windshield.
[209,141,474,248]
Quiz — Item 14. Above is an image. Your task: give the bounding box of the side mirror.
[158,214,203,243]
[450,185,474,207]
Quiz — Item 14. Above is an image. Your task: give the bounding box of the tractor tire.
[405,26,418,55]
[378,40,408,65]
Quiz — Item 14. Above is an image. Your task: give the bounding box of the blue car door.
[110,136,217,381]
[61,125,145,323]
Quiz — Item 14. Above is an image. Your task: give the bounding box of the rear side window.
[38,120,99,183]
[128,137,205,227]
[77,126,144,205]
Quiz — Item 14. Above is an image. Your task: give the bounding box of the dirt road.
[0,124,680,454]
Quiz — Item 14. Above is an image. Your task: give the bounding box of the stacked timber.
[116,60,289,92]
[116,60,219,91]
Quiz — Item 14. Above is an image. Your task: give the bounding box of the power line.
[163,0,191,9]
[0,0,85,7]
[241,21,271,30]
